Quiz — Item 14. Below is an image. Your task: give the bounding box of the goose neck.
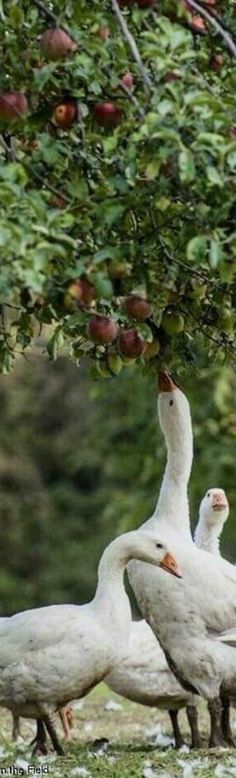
[194,518,222,556]
[93,537,132,624]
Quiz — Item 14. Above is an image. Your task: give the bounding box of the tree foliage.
[0,0,236,374]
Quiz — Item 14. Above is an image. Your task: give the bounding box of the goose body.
[128,374,236,746]
[0,530,180,753]
[106,488,229,745]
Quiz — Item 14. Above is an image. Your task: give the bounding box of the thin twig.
[24,163,71,204]
[111,0,152,92]
[186,0,236,57]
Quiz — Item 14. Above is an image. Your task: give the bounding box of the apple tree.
[0,0,236,375]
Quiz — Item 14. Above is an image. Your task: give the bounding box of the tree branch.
[111,0,152,92]
[157,235,226,292]
[186,0,236,58]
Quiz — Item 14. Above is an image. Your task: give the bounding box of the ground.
[0,685,236,777]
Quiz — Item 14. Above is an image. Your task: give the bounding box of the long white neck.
[149,399,193,539]
[194,516,224,556]
[93,536,133,634]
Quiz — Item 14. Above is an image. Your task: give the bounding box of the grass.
[0,684,236,777]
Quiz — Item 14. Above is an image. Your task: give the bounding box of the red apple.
[161,71,181,83]
[123,294,152,320]
[69,279,96,306]
[210,53,224,70]
[0,93,28,120]
[94,102,123,127]
[88,315,119,344]
[190,15,206,32]
[50,196,66,208]
[122,72,134,89]
[118,328,145,358]
[40,27,76,60]
[99,26,110,40]
[52,100,77,129]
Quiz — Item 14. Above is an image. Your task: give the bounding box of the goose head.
[157,371,192,458]
[131,531,183,578]
[199,488,229,526]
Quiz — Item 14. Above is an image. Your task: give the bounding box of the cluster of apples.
[0,0,222,129]
[65,278,185,377]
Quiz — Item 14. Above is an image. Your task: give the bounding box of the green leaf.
[104,204,125,228]
[206,167,223,187]
[179,149,196,183]
[209,239,224,268]
[145,160,160,180]
[187,236,207,263]
[47,328,64,361]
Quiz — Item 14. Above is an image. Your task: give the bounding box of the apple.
[189,280,207,301]
[94,102,123,127]
[210,54,224,71]
[50,196,66,208]
[143,339,160,359]
[0,93,28,120]
[161,71,181,83]
[189,15,206,32]
[99,26,110,40]
[161,310,184,335]
[68,279,96,306]
[88,315,119,344]
[122,72,134,89]
[39,27,76,60]
[123,294,151,320]
[52,100,77,129]
[118,328,145,357]
[108,261,130,279]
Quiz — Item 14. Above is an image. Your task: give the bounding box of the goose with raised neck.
[106,486,229,749]
[0,530,180,756]
[129,374,236,748]
[145,372,193,541]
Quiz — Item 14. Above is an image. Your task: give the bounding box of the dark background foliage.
[0,357,235,615]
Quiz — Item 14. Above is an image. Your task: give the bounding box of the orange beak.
[160,552,183,579]
[212,502,228,511]
[158,371,178,393]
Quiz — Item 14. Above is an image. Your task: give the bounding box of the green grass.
[0,685,236,777]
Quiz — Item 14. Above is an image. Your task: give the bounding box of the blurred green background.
[0,357,235,615]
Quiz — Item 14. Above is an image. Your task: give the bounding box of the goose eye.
[156,543,163,549]
[169,399,174,406]
[207,492,210,498]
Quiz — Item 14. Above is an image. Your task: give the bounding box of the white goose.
[0,530,180,755]
[128,372,236,748]
[194,488,229,554]
[106,487,229,748]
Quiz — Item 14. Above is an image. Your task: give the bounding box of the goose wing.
[0,604,82,666]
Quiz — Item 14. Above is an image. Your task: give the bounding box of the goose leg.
[186,704,203,749]
[208,697,227,748]
[220,695,236,747]
[12,713,21,741]
[168,709,185,749]
[59,705,74,741]
[44,714,65,756]
[31,719,48,756]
